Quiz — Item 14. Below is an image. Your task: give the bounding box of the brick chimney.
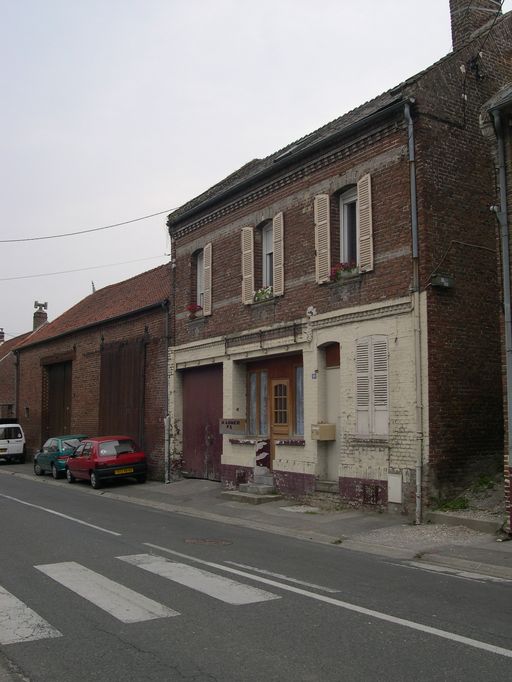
[0,328,4,344]
[33,301,48,330]
[449,0,502,51]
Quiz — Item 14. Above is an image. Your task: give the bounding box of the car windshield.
[98,440,137,457]
[61,439,81,450]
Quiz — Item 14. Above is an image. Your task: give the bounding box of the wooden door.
[45,362,72,438]
[270,379,290,463]
[182,365,223,480]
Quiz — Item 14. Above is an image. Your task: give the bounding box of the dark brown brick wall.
[17,307,169,480]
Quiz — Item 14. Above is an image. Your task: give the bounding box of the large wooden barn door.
[99,340,145,445]
[182,365,223,480]
[42,361,72,441]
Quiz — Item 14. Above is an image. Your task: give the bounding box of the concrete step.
[252,474,274,487]
[221,491,283,505]
[239,483,275,495]
[315,480,339,494]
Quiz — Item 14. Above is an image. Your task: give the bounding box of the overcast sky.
[2,0,510,339]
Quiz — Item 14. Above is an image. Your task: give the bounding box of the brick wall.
[17,307,169,479]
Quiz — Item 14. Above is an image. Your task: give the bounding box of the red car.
[66,436,147,489]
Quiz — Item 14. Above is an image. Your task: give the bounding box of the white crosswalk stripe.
[0,585,61,645]
[35,561,179,623]
[118,553,281,605]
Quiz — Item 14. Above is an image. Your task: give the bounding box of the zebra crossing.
[0,553,281,645]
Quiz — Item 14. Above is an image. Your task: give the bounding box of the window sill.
[250,297,276,306]
[275,438,305,446]
[229,438,257,445]
[328,272,361,285]
[187,314,206,323]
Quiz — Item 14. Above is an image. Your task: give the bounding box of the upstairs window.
[314,173,373,282]
[262,222,274,288]
[340,188,357,264]
[196,250,204,308]
[191,244,212,316]
[241,213,284,304]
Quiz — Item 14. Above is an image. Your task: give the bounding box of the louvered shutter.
[273,212,284,296]
[357,174,373,272]
[314,194,331,283]
[241,226,254,305]
[202,242,212,316]
[372,336,389,435]
[356,337,370,435]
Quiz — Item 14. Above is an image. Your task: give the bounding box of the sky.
[2,0,510,339]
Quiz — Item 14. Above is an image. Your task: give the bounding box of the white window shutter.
[273,212,284,296]
[202,243,212,316]
[356,337,370,435]
[314,194,331,283]
[241,226,254,305]
[357,174,373,272]
[372,336,389,435]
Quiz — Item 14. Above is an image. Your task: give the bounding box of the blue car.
[34,435,87,479]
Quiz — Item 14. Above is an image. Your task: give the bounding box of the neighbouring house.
[0,305,48,419]
[0,331,30,419]
[482,82,512,531]
[166,0,512,518]
[15,264,172,479]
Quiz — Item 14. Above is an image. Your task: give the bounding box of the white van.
[0,423,26,463]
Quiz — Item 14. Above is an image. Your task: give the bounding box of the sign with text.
[219,418,247,435]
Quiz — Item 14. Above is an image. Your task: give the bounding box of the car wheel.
[136,474,146,484]
[66,468,75,483]
[90,471,101,489]
[51,463,59,480]
[34,462,44,476]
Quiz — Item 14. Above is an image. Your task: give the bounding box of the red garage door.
[182,365,223,480]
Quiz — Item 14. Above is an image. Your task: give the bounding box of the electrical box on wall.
[431,273,454,289]
[311,423,336,440]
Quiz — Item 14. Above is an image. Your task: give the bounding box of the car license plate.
[114,467,134,475]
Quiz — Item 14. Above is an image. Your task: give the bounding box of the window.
[248,370,269,435]
[295,366,304,435]
[241,213,284,304]
[192,244,212,315]
[262,222,274,288]
[340,188,357,264]
[314,173,373,282]
[356,335,389,436]
[196,250,204,308]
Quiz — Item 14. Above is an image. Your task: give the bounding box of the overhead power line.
[0,255,168,281]
[0,208,176,243]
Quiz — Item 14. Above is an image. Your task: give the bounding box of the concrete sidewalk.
[81,476,512,580]
[1,464,511,580]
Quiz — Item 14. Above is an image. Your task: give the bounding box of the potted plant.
[253,286,274,303]
[330,262,359,282]
[186,303,203,319]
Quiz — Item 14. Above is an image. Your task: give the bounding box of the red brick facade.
[168,7,512,512]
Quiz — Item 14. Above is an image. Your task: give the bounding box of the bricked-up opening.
[449,0,502,51]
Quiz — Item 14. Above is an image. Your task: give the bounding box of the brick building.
[15,264,171,480]
[166,1,512,517]
[0,332,29,419]
[483,82,512,530]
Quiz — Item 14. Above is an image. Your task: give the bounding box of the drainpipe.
[492,110,512,484]
[162,299,171,484]
[405,99,424,525]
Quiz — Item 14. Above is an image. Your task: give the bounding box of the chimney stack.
[449,0,502,51]
[33,301,48,330]
[0,328,4,344]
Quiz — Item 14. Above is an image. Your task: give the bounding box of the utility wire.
[0,255,168,282]
[0,208,176,243]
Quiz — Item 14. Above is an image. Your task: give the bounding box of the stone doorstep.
[239,483,276,495]
[221,490,284,505]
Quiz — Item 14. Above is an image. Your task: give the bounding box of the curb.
[418,552,512,581]
[426,511,504,534]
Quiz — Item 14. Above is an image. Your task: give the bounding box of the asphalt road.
[0,472,511,681]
